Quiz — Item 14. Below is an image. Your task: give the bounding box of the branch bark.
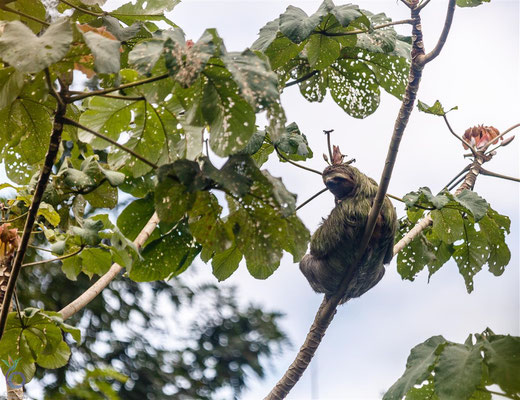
[0,84,68,340]
[59,213,160,321]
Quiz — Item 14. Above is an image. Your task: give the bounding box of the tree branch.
[61,117,158,169]
[284,71,319,88]
[480,168,520,183]
[59,213,160,321]
[296,188,328,211]
[275,147,322,176]
[59,0,103,17]
[422,0,457,64]
[0,85,68,339]
[21,246,84,268]
[67,73,170,102]
[265,7,429,399]
[0,5,49,26]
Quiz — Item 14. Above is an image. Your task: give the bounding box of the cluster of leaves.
[396,187,511,292]
[124,154,309,281]
[0,308,80,384]
[252,0,412,118]
[384,328,520,400]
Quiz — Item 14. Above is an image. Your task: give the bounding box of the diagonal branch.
[61,117,158,169]
[265,6,430,398]
[59,213,160,320]
[0,85,68,339]
[67,73,170,102]
[442,115,476,155]
[422,0,457,64]
[21,246,84,268]
[275,147,322,176]
[483,122,520,150]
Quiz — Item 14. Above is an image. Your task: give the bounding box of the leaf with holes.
[129,223,201,281]
[0,18,72,73]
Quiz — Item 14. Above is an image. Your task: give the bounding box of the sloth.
[299,146,397,304]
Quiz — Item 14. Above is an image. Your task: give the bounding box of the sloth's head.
[322,145,357,199]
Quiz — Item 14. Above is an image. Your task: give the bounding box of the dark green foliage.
[397,187,511,292]
[385,329,520,400]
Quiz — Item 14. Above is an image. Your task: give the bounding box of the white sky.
[1,1,519,399]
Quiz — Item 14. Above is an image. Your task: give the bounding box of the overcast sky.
[1,1,519,399]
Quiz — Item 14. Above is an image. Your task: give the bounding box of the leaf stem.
[323,130,334,162]
[275,147,323,176]
[61,117,159,169]
[1,212,28,223]
[67,73,170,102]
[442,115,476,156]
[296,188,328,211]
[422,0,457,64]
[444,164,471,190]
[479,168,520,183]
[284,71,319,88]
[22,246,84,268]
[0,5,49,26]
[314,19,414,37]
[59,0,104,17]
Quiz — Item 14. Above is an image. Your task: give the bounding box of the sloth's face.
[323,168,356,199]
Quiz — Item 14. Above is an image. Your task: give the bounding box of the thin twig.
[1,212,28,223]
[483,122,520,150]
[442,115,476,156]
[59,213,160,320]
[28,245,53,253]
[324,130,334,162]
[59,0,103,17]
[422,0,457,64]
[45,68,65,108]
[0,5,50,26]
[284,71,319,88]
[95,94,146,101]
[416,0,432,12]
[386,193,404,203]
[67,73,170,102]
[13,290,23,322]
[275,147,322,176]
[480,168,520,183]
[444,164,471,190]
[62,117,158,169]
[296,188,328,211]
[0,84,68,340]
[314,19,414,37]
[22,246,84,268]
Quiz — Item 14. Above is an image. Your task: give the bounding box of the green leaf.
[482,335,520,395]
[212,246,243,281]
[79,247,113,278]
[397,232,436,281]
[129,223,201,281]
[431,208,464,244]
[102,15,141,41]
[223,49,280,111]
[279,5,324,44]
[188,191,232,254]
[83,181,118,209]
[80,30,121,74]
[154,177,195,224]
[306,33,341,70]
[117,197,156,241]
[454,190,488,221]
[111,0,179,25]
[98,166,125,186]
[354,12,396,54]
[434,344,483,400]
[251,19,280,51]
[69,218,103,246]
[456,0,490,7]
[36,340,70,369]
[384,336,447,400]
[201,65,256,156]
[417,100,458,116]
[0,67,24,110]
[403,187,450,210]
[37,203,61,226]
[452,218,490,293]
[128,32,169,75]
[264,35,304,70]
[273,122,313,161]
[164,29,216,87]
[404,380,439,400]
[0,18,72,73]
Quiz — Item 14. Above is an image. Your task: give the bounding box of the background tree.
[0,0,517,399]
